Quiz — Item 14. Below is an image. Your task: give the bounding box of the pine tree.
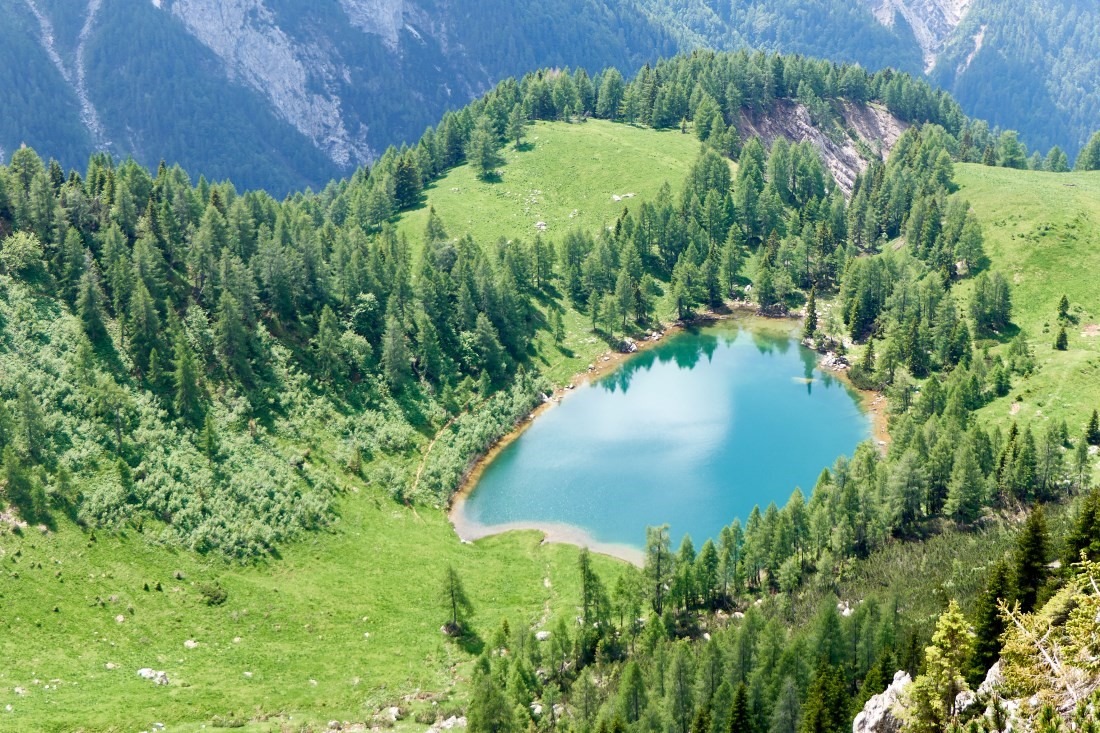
[729,682,751,733]
[313,305,344,383]
[1064,489,1100,565]
[467,660,516,733]
[645,525,673,615]
[798,664,845,733]
[1087,409,1100,446]
[16,384,47,465]
[76,255,109,344]
[382,311,411,390]
[1058,295,1070,322]
[970,560,1010,684]
[466,116,503,180]
[2,445,47,524]
[618,660,648,723]
[862,337,876,372]
[441,565,473,634]
[172,327,203,427]
[900,600,974,732]
[803,288,818,340]
[945,442,985,524]
[1055,327,1068,351]
[667,643,695,733]
[768,677,801,733]
[1014,506,1049,612]
[507,104,527,149]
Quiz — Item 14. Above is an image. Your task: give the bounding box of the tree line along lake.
[451,318,872,562]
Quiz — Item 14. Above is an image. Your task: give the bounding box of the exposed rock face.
[338,0,408,49]
[865,0,972,72]
[738,100,907,196]
[165,0,372,168]
[853,670,911,733]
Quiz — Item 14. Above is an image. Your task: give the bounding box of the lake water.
[454,320,871,555]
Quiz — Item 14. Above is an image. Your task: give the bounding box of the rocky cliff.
[865,0,972,72]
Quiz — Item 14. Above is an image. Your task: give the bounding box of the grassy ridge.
[953,165,1100,437]
[397,120,704,248]
[399,119,706,385]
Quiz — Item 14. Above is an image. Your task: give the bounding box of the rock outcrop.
[853,670,910,733]
[864,0,972,72]
[738,100,907,197]
[166,0,372,168]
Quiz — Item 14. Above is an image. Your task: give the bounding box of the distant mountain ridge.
[1,0,1095,192]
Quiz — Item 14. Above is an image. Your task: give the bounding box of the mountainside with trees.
[3,0,1098,193]
[1,48,1100,731]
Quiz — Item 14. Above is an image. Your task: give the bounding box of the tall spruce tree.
[1014,506,1050,613]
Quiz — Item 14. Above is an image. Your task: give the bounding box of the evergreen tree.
[798,664,845,733]
[1014,506,1049,613]
[970,560,1011,684]
[1076,131,1100,171]
[1058,295,1070,322]
[441,564,473,634]
[214,290,252,383]
[172,325,204,427]
[467,116,503,180]
[1064,489,1100,564]
[1086,409,1100,446]
[127,278,161,375]
[2,445,47,524]
[945,442,985,524]
[313,305,345,382]
[645,524,673,615]
[730,682,751,733]
[15,383,47,465]
[1055,327,1068,351]
[468,659,516,733]
[507,104,527,149]
[618,660,648,724]
[667,643,695,733]
[76,255,109,344]
[803,288,818,340]
[382,311,411,389]
[900,600,974,732]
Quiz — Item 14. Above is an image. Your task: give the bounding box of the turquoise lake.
[456,320,872,553]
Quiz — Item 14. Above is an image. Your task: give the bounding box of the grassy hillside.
[397,120,705,247]
[0,477,623,732]
[953,164,1100,435]
[0,120,707,732]
[398,119,706,385]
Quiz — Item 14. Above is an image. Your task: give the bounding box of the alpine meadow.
[1,9,1100,733]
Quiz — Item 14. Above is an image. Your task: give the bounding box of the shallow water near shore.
[455,319,871,553]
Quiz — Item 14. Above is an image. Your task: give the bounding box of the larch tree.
[441,564,473,634]
[466,115,503,180]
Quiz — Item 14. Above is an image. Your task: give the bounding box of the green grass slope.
[0,120,709,732]
[953,164,1100,434]
[0,485,622,731]
[397,120,705,247]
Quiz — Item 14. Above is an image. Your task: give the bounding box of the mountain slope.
[3,0,1097,193]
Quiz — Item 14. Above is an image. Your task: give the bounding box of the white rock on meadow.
[136,668,169,685]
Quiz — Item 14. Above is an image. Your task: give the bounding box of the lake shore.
[447,305,888,562]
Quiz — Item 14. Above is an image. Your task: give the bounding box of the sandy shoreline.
[447,307,889,564]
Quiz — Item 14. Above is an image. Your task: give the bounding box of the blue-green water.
[459,321,871,551]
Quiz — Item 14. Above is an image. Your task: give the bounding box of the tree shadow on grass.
[455,627,485,656]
